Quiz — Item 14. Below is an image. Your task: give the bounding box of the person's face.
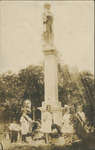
[13,120,16,123]
[47,105,51,112]
[78,106,82,112]
[23,109,27,114]
[66,108,70,114]
[62,109,65,116]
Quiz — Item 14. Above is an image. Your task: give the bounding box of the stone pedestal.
[38,49,63,127]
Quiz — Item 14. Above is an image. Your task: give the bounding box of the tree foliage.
[0,64,94,125]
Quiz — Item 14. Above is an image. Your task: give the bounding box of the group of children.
[8,104,91,144]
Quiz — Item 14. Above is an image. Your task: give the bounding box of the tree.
[18,65,44,107]
[58,64,84,111]
[79,71,95,126]
[0,65,44,121]
[0,64,94,125]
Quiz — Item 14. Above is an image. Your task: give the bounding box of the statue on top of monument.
[42,4,54,50]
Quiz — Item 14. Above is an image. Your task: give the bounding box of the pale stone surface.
[43,50,58,103]
[39,105,63,127]
[38,4,63,133]
[38,49,63,128]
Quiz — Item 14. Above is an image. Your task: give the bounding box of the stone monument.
[39,4,63,128]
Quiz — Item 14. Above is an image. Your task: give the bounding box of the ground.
[1,134,95,150]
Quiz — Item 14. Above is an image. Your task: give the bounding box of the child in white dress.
[40,105,52,143]
[62,106,74,143]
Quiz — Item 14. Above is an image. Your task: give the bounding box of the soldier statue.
[42,4,54,49]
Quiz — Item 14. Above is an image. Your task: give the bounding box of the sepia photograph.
[0,0,94,150]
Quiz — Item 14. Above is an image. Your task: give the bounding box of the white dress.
[40,111,52,133]
[61,114,74,134]
[9,123,21,131]
[20,114,32,135]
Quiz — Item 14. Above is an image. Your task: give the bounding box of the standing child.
[40,105,52,143]
[20,109,32,143]
[62,106,74,143]
[9,118,20,143]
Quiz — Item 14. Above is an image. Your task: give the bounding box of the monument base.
[38,101,63,127]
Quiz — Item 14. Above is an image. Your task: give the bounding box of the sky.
[0,1,94,74]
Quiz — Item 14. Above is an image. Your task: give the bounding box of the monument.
[39,4,63,128]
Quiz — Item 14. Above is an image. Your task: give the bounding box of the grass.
[7,140,95,150]
[5,133,95,150]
